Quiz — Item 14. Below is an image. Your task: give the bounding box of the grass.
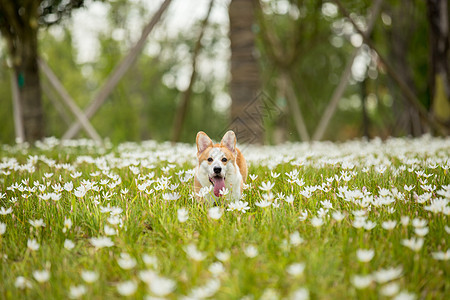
[0,136,449,299]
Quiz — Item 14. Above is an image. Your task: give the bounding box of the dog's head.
[196,130,237,197]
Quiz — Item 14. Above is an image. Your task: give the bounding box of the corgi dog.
[194,130,247,202]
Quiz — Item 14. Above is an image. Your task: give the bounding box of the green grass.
[0,137,449,299]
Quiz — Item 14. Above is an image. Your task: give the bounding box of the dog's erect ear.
[196,131,213,155]
[221,130,236,154]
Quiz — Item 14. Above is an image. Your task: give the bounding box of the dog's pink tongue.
[212,177,225,197]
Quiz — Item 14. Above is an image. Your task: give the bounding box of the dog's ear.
[196,131,213,155]
[221,130,236,155]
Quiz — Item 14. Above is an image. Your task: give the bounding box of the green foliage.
[0,0,438,144]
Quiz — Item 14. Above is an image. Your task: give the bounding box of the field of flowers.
[0,135,449,299]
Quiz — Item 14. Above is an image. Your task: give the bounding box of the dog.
[194,130,247,202]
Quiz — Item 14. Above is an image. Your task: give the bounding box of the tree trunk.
[386,0,424,136]
[0,0,45,142]
[427,0,450,126]
[229,0,263,144]
[14,32,45,142]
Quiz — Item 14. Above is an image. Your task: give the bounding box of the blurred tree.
[427,0,450,126]
[384,0,424,136]
[171,0,214,143]
[0,0,85,142]
[229,0,264,144]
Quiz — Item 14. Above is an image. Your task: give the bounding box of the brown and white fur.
[194,130,247,202]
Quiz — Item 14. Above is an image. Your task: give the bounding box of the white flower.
[27,239,40,251]
[148,275,176,297]
[184,244,206,261]
[209,262,225,276]
[69,285,87,299]
[71,171,82,178]
[317,208,329,218]
[445,225,450,234]
[81,270,99,283]
[117,281,137,296]
[351,275,372,289]
[142,254,158,268]
[271,171,280,178]
[74,186,87,198]
[364,220,377,230]
[259,181,275,192]
[138,269,157,283]
[249,174,258,181]
[414,226,429,237]
[393,291,416,300]
[255,199,272,208]
[356,249,374,262]
[285,194,295,204]
[227,201,250,213]
[290,287,309,300]
[352,217,365,229]
[104,225,117,236]
[63,217,72,233]
[412,218,427,228]
[90,236,114,249]
[310,217,324,228]
[320,199,333,209]
[401,237,424,252]
[117,253,137,270]
[215,251,230,262]
[107,215,122,226]
[29,219,46,228]
[299,209,308,221]
[177,208,189,222]
[332,211,345,222]
[15,276,32,289]
[162,192,181,201]
[286,263,305,276]
[197,185,212,198]
[372,266,403,283]
[186,278,220,299]
[289,231,304,246]
[219,187,229,196]
[404,185,415,192]
[0,222,6,235]
[431,249,450,261]
[64,239,75,250]
[381,282,400,297]
[33,270,50,283]
[208,207,223,220]
[400,216,410,227]
[244,245,258,258]
[64,182,73,192]
[0,206,12,216]
[381,220,397,230]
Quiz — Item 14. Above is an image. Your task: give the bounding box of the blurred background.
[0,0,449,145]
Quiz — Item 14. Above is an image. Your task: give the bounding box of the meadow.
[0,135,449,299]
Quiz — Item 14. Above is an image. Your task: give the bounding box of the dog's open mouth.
[209,175,226,197]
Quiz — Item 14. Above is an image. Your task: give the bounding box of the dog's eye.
[221,158,227,162]
[207,157,213,162]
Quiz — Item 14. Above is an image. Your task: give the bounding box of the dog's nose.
[213,166,222,174]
